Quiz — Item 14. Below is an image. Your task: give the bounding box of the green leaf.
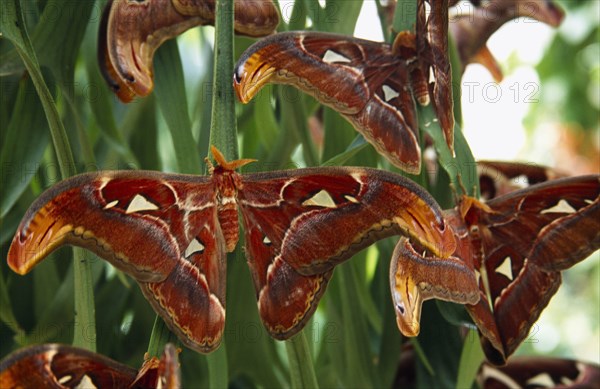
[285,0,308,31]
[415,302,463,387]
[321,135,368,166]
[456,330,485,389]
[0,75,50,217]
[225,251,287,388]
[307,0,363,34]
[82,19,139,168]
[253,85,280,150]
[325,259,378,388]
[322,107,356,162]
[420,106,478,197]
[374,240,403,388]
[154,40,201,174]
[286,332,320,389]
[0,0,95,89]
[436,300,474,329]
[33,259,60,321]
[0,265,26,341]
[147,316,180,358]
[1,0,95,352]
[0,0,76,178]
[31,0,95,92]
[126,96,162,170]
[22,253,76,345]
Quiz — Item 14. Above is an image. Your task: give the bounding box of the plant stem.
[285,332,319,389]
[205,0,236,385]
[209,0,238,160]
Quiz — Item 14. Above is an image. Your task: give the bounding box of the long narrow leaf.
[1,0,95,351]
[286,332,319,389]
[456,330,485,388]
[0,75,49,217]
[155,40,202,173]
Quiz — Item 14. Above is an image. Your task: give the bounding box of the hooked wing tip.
[8,217,73,275]
[233,53,277,103]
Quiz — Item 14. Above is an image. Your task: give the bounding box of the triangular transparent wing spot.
[382,85,400,102]
[495,256,513,281]
[184,238,206,258]
[302,190,337,208]
[322,50,352,64]
[125,194,159,213]
[540,199,576,214]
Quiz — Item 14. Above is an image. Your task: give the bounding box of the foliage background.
[0,0,598,387]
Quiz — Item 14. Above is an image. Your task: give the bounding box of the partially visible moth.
[450,0,564,81]
[8,146,471,353]
[477,160,566,200]
[233,31,430,174]
[477,356,600,389]
[390,175,600,364]
[416,0,455,154]
[0,343,180,389]
[99,0,279,102]
[389,237,479,336]
[396,343,600,388]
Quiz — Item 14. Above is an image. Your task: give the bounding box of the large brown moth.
[233,31,431,174]
[390,174,600,364]
[8,147,474,353]
[99,0,279,102]
[0,343,180,389]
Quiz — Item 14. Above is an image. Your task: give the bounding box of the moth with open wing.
[390,174,600,365]
[8,147,478,354]
[99,0,279,102]
[0,343,180,389]
[233,31,436,174]
[477,356,600,389]
[394,342,600,388]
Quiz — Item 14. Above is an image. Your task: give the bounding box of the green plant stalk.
[208,0,238,160]
[285,332,319,389]
[205,0,237,386]
[72,247,96,351]
[147,316,178,357]
[393,0,416,33]
[3,0,96,351]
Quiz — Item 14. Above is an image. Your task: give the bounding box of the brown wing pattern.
[99,0,278,102]
[234,32,423,173]
[7,171,227,354]
[238,167,456,275]
[460,175,600,363]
